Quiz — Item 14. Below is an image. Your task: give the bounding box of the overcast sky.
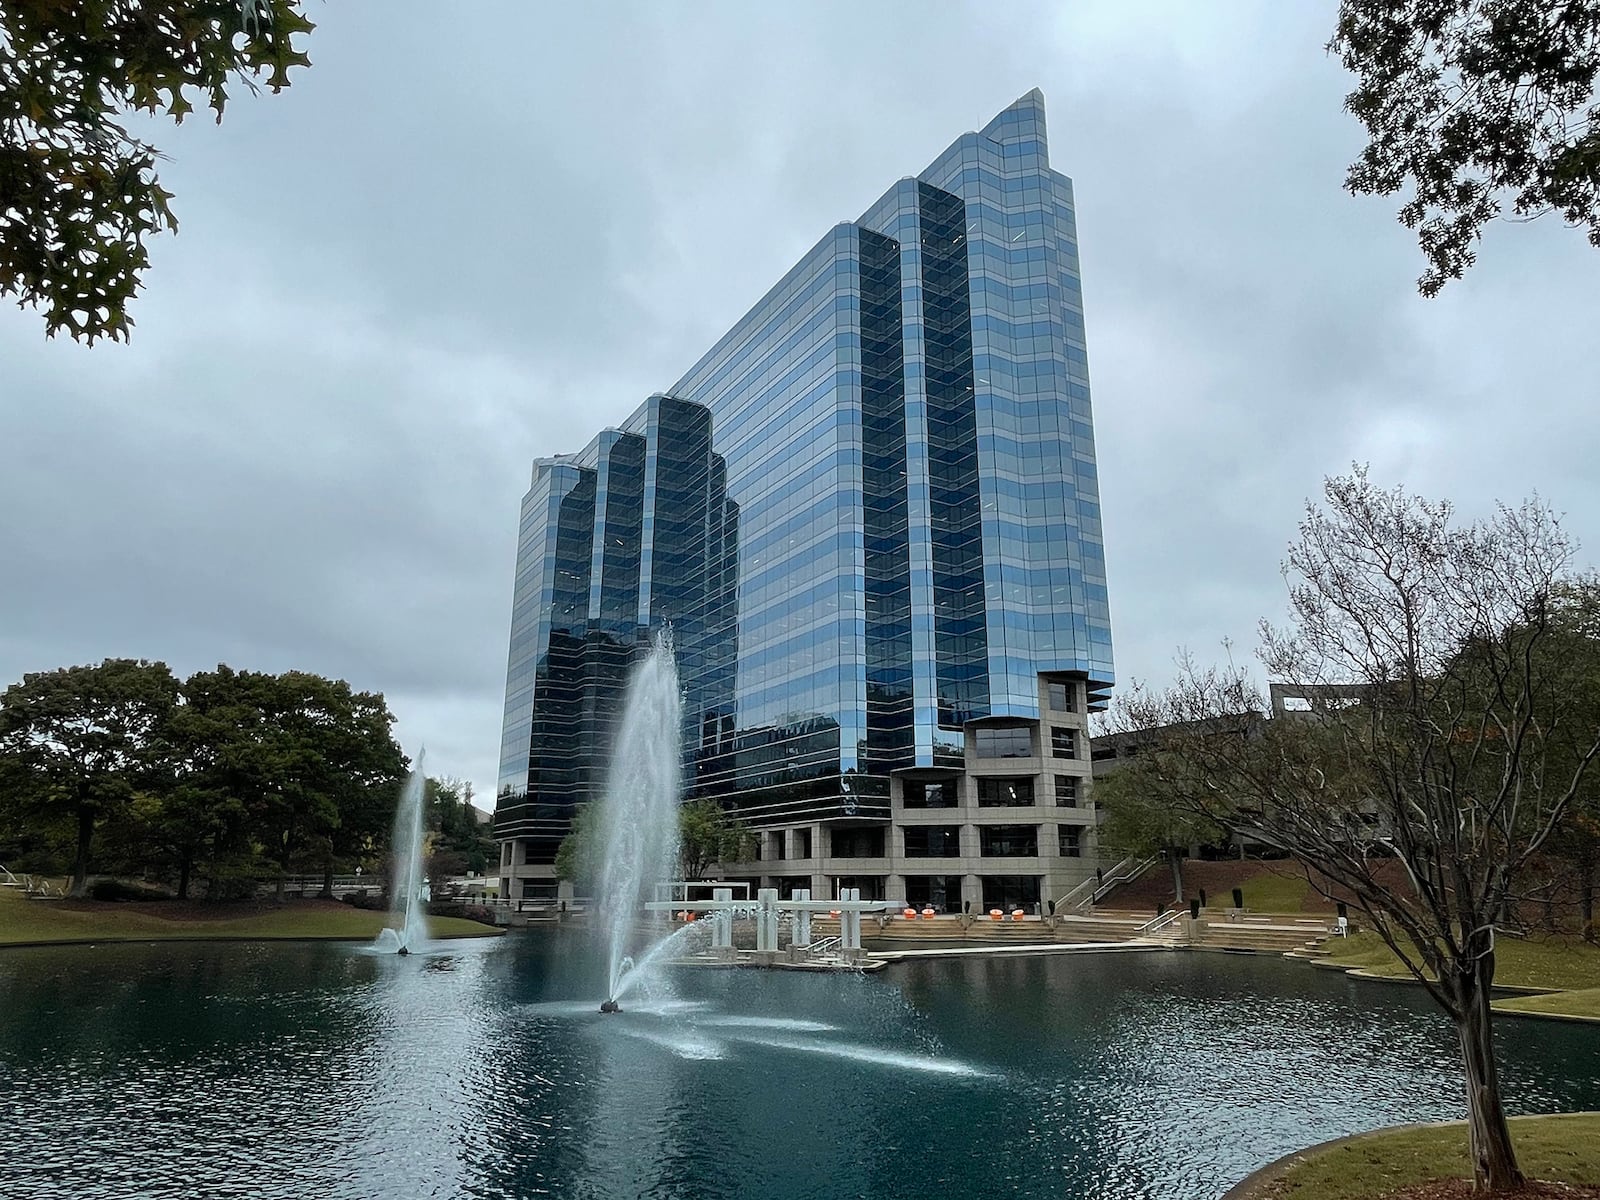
[3,1,1596,802]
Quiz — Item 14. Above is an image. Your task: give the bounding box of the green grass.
[1225,871,1313,913]
[1494,987,1600,1021]
[1319,931,1600,990]
[1241,1112,1600,1199]
[0,886,500,946]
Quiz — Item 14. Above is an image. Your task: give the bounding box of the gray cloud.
[3,0,1597,797]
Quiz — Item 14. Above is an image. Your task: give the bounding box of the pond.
[2,933,1598,1199]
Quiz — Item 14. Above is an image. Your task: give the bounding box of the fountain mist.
[374,754,429,954]
[597,632,682,1002]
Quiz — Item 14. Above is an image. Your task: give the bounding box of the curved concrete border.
[1491,1004,1600,1026]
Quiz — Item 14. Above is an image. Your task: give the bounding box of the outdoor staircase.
[1193,915,1336,953]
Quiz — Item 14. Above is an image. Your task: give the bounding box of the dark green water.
[2,934,1598,1199]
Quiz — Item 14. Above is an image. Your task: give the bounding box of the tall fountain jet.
[374,753,429,955]
[597,632,682,1009]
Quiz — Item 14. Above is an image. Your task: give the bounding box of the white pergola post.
[712,887,734,950]
[841,887,861,952]
[793,889,811,948]
[757,887,780,952]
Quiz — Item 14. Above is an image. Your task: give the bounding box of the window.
[979,825,1038,857]
[769,832,787,861]
[1054,775,1079,806]
[977,777,1035,807]
[904,875,963,912]
[835,875,885,901]
[1047,681,1077,712]
[831,827,885,858]
[975,725,1033,758]
[980,875,1041,911]
[904,779,956,808]
[794,828,812,859]
[1059,825,1083,857]
[902,826,961,857]
[1051,728,1077,759]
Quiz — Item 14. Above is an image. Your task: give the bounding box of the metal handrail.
[1088,854,1158,905]
[1138,908,1184,936]
[1056,874,1099,913]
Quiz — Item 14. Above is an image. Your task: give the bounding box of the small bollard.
[1232,887,1244,910]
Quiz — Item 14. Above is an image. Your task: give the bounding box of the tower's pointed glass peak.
[979,88,1048,151]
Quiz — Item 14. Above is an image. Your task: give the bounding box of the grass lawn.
[0,886,500,946]
[1225,871,1313,913]
[1494,987,1600,1022]
[1236,1112,1600,1199]
[1320,931,1600,990]
[1313,930,1600,1023]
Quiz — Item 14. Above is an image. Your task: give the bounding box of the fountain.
[595,632,683,1010]
[373,754,429,955]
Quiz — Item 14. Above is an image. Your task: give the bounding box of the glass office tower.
[496,91,1113,911]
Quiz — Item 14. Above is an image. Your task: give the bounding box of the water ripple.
[2,934,1599,1200]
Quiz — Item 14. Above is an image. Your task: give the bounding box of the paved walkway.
[869,940,1166,962]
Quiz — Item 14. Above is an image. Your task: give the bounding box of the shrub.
[88,878,171,902]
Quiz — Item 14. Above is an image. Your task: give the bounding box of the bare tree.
[1111,469,1600,1193]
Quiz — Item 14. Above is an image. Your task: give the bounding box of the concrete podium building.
[495,91,1113,912]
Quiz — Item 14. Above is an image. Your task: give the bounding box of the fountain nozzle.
[600,999,621,1014]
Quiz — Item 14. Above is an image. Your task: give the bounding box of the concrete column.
[841,887,861,951]
[793,889,811,948]
[713,887,733,950]
[757,887,779,952]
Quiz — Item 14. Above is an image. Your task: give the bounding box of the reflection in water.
[1,933,1599,1200]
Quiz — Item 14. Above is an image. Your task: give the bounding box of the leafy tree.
[428,776,494,874]
[164,666,404,900]
[554,799,748,885]
[245,670,405,901]
[0,659,179,895]
[1113,470,1600,1193]
[678,799,746,881]
[0,0,315,342]
[554,801,599,885]
[1525,578,1600,939]
[1330,0,1600,295]
[0,749,70,873]
[1095,751,1228,903]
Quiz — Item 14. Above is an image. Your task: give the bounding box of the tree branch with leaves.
[0,0,315,342]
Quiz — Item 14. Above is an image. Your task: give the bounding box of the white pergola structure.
[643,886,893,959]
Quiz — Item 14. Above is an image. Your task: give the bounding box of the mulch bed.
[1380,1182,1600,1198]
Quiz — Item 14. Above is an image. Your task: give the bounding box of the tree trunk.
[1453,956,1525,1193]
[69,805,94,898]
[1168,849,1185,904]
[1581,867,1595,944]
[320,857,334,900]
[276,822,294,903]
[177,853,192,901]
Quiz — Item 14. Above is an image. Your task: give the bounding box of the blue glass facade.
[497,92,1113,893]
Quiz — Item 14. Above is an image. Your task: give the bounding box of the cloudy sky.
[3,1,1596,801]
